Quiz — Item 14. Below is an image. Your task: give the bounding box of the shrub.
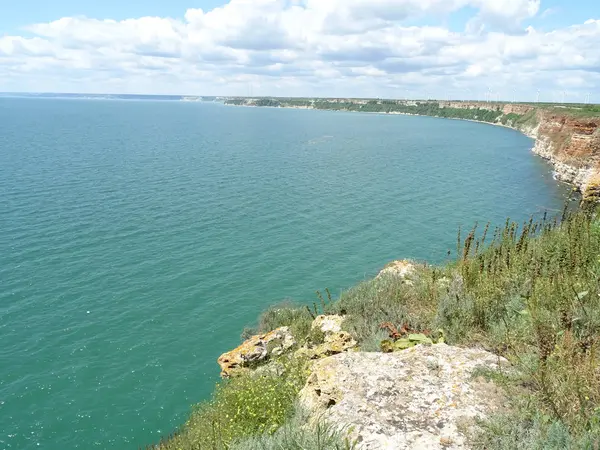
[473,411,600,450]
[327,274,438,346]
[445,207,600,443]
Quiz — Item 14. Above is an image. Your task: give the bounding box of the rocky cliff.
[217,313,511,450]
[406,100,600,198]
[300,346,509,450]
[154,207,600,450]
[517,111,600,199]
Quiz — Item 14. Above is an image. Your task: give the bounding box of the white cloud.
[0,0,598,100]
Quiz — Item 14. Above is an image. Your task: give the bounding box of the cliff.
[148,100,600,450]
[225,97,600,201]
[435,102,600,196]
[520,111,600,195]
[152,207,600,450]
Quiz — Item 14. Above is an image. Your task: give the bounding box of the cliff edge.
[519,109,600,195]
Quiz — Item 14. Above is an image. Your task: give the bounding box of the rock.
[296,331,357,360]
[217,327,295,377]
[299,344,510,449]
[582,171,600,204]
[525,115,600,192]
[294,315,356,360]
[320,331,357,354]
[312,315,345,334]
[377,260,416,282]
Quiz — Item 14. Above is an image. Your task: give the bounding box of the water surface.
[0,98,569,449]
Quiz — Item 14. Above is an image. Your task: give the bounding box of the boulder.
[217,327,295,378]
[299,344,509,449]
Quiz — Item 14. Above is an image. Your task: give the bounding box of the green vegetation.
[231,407,355,450]
[317,100,506,123]
[499,112,522,126]
[512,108,539,129]
[225,96,600,124]
[229,98,508,124]
[241,301,314,343]
[532,103,600,118]
[148,355,309,450]
[152,205,600,449]
[324,207,600,446]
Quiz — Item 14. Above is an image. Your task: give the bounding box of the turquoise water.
[0,98,569,449]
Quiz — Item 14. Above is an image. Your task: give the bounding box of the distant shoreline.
[224,100,599,197]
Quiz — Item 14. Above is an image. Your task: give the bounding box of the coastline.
[155,102,600,450]
[225,102,596,193]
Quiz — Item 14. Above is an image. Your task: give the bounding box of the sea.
[0,96,570,449]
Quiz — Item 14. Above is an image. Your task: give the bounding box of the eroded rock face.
[296,331,358,360]
[217,327,295,377]
[299,344,509,449]
[524,114,600,194]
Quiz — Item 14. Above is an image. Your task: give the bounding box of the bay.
[0,98,569,449]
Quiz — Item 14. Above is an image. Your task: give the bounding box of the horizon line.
[0,92,598,106]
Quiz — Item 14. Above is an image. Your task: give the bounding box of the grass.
[546,104,600,118]
[152,206,600,449]
[513,109,539,129]
[230,406,356,450]
[473,412,600,450]
[277,206,600,447]
[334,206,600,447]
[147,355,309,450]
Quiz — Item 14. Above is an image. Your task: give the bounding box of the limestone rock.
[296,331,357,360]
[582,171,600,204]
[312,315,345,334]
[217,327,295,377]
[377,260,416,281]
[318,331,357,355]
[299,344,509,449]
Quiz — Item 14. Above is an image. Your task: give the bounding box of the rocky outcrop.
[376,260,417,280]
[502,104,535,115]
[217,315,358,377]
[296,315,358,360]
[296,331,357,360]
[217,327,295,377]
[299,344,510,449]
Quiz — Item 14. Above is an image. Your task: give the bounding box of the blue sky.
[1,1,219,32]
[3,0,597,31]
[1,0,599,100]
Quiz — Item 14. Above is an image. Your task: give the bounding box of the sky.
[0,0,599,101]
